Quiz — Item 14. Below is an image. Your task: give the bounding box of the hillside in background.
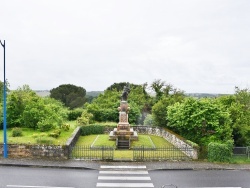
[35,90,103,98]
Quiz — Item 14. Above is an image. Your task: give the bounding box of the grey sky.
[1,0,250,93]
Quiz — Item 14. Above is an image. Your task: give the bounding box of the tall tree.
[50,84,86,109]
[167,97,232,145]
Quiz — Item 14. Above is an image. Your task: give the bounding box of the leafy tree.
[151,80,185,127]
[50,84,86,109]
[217,87,250,146]
[106,82,128,91]
[7,85,36,127]
[85,83,148,124]
[167,97,232,145]
[7,85,68,130]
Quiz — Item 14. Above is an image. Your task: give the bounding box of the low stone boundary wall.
[133,126,199,159]
[1,126,198,159]
[0,126,81,159]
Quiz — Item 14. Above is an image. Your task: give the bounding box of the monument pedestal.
[109,101,138,149]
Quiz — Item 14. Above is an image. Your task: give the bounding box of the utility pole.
[0,39,8,158]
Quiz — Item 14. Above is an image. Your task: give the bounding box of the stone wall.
[0,126,81,159]
[133,126,199,159]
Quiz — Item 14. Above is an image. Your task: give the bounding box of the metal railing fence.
[133,146,192,161]
[69,145,114,160]
[233,146,250,159]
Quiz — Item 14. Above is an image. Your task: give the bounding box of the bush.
[68,109,84,120]
[49,129,61,138]
[12,127,23,137]
[61,123,70,131]
[81,125,104,136]
[38,119,56,132]
[208,140,233,162]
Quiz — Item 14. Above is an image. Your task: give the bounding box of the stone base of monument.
[109,101,138,149]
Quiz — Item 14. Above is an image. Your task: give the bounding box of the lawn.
[0,122,76,145]
[73,134,184,160]
[75,134,174,148]
[231,155,250,164]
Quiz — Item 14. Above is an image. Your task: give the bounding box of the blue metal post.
[1,40,8,158]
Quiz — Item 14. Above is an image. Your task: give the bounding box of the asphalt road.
[150,169,250,188]
[0,166,249,188]
[0,166,98,188]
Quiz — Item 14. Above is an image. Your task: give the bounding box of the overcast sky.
[1,0,250,93]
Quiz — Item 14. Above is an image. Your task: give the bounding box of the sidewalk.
[0,158,250,170]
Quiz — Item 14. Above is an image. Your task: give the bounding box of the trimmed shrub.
[208,140,233,162]
[12,127,23,137]
[81,125,104,136]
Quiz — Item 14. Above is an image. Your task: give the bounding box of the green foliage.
[48,129,61,138]
[77,110,94,125]
[150,79,185,103]
[167,97,232,145]
[12,127,23,137]
[152,96,184,127]
[216,88,250,146]
[67,108,84,120]
[208,140,233,162]
[143,114,154,126]
[6,85,68,130]
[80,125,105,136]
[7,85,36,127]
[61,123,70,131]
[37,119,57,132]
[86,83,150,124]
[50,84,86,109]
[186,140,199,149]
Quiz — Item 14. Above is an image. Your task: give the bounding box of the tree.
[85,83,149,124]
[7,85,68,130]
[7,85,36,127]
[50,84,86,109]
[167,97,232,145]
[151,80,185,127]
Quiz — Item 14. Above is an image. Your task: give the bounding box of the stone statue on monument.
[121,83,130,101]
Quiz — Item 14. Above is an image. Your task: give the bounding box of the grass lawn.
[230,155,250,164]
[74,134,178,160]
[0,122,76,145]
[76,134,175,148]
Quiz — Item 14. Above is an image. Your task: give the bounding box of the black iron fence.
[133,146,192,161]
[69,145,193,161]
[69,145,114,160]
[233,146,250,159]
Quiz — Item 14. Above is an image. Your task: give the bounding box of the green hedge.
[80,125,105,136]
[208,140,233,162]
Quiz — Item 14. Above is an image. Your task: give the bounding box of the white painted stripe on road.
[7,185,74,188]
[96,183,154,187]
[100,165,146,169]
[98,176,151,180]
[99,170,148,174]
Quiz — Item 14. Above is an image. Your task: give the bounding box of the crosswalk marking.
[96,183,154,187]
[100,165,147,169]
[97,165,154,187]
[98,176,151,180]
[99,170,148,174]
